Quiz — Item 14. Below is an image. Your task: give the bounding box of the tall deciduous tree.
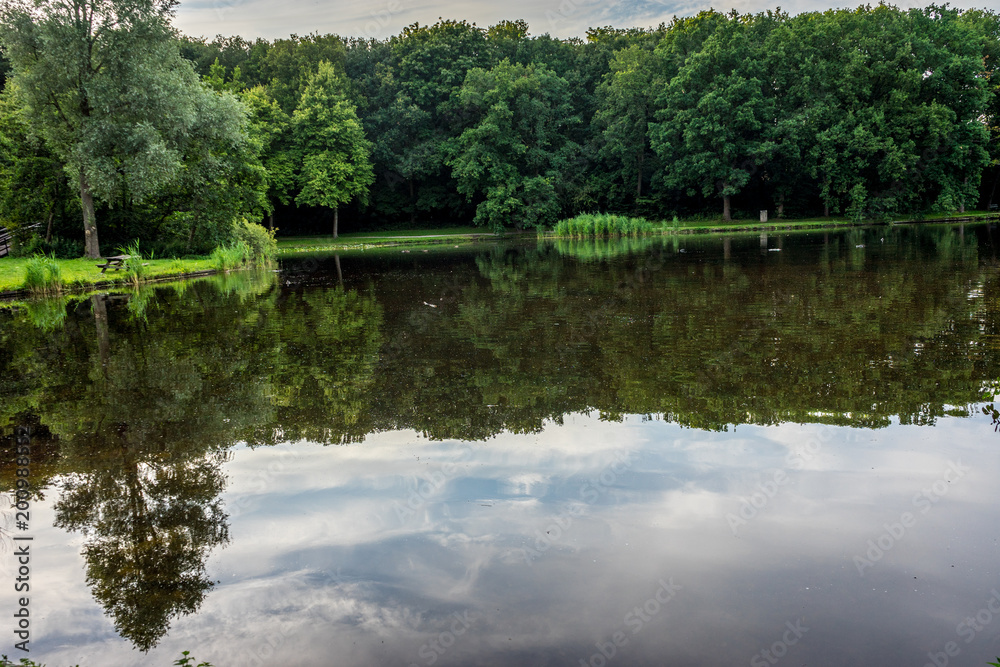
[651,12,777,221]
[448,60,580,231]
[0,0,232,258]
[292,61,374,238]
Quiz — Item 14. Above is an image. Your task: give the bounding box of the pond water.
[2,224,1000,666]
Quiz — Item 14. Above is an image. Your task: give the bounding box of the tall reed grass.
[552,213,664,238]
[118,241,150,287]
[210,241,252,271]
[22,254,63,294]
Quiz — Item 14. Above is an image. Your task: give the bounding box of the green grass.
[277,227,496,253]
[0,256,216,295]
[211,241,252,271]
[22,254,63,294]
[546,209,998,238]
[553,213,664,238]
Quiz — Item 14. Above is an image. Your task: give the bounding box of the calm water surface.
[2,225,1000,666]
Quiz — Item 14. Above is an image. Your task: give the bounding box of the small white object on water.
[423,302,438,308]
[768,248,781,252]
[856,244,865,248]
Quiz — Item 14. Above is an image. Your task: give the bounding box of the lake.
[2,223,1000,666]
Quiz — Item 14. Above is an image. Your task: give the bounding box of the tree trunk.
[44,205,55,244]
[823,202,830,218]
[92,294,110,374]
[409,178,416,225]
[988,169,1000,210]
[81,171,101,259]
[777,194,784,219]
[268,213,274,231]
[333,207,339,240]
[723,194,732,222]
[636,149,644,199]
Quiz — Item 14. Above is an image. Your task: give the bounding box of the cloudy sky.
[172,0,943,41]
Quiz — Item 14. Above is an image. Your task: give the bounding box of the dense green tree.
[0,85,77,249]
[651,12,777,221]
[0,0,245,257]
[594,45,663,206]
[448,60,580,230]
[292,61,375,238]
[242,85,295,229]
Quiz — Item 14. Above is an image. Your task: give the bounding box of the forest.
[1,2,999,257]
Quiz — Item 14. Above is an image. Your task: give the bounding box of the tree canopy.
[2,4,1000,251]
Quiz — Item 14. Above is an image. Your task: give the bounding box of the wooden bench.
[97,255,136,273]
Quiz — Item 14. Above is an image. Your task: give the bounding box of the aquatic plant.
[552,213,661,238]
[210,241,251,271]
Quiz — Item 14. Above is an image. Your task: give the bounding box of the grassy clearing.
[0,256,217,295]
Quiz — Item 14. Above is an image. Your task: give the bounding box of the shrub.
[232,219,277,267]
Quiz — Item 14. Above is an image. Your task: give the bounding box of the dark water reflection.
[2,224,1000,665]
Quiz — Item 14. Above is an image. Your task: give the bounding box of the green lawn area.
[278,211,996,255]
[0,256,216,294]
[277,227,493,253]
[671,210,997,230]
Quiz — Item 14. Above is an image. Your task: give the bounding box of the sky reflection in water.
[3,225,1000,666]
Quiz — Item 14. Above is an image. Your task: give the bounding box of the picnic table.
[97,254,137,273]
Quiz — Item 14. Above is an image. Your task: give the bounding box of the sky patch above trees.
[172,0,934,41]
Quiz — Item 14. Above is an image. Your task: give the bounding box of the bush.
[22,254,62,294]
[10,234,83,259]
[232,219,277,266]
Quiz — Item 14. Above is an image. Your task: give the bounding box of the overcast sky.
[172,0,955,42]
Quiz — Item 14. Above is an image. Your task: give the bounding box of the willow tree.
[0,0,214,258]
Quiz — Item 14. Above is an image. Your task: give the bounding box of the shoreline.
[1,214,993,301]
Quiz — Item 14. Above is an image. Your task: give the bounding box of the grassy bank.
[277,211,997,255]
[277,227,498,254]
[0,256,217,295]
[546,211,998,238]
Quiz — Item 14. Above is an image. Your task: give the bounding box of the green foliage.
[210,242,252,271]
[117,242,149,287]
[0,0,268,258]
[553,213,660,237]
[174,650,213,667]
[24,296,67,331]
[232,219,278,266]
[22,254,62,294]
[292,61,375,222]
[448,60,580,231]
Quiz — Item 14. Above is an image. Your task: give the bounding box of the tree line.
[1,2,999,256]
